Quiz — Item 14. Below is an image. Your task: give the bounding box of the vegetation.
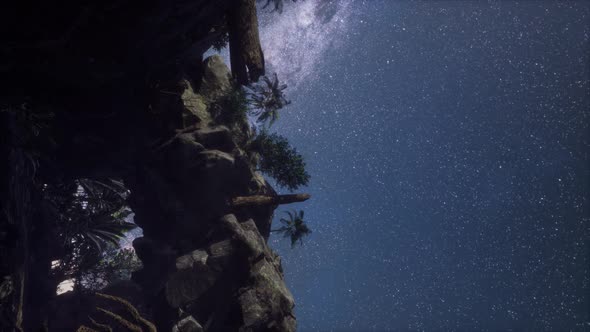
[272,210,311,247]
[250,130,310,191]
[77,293,156,332]
[44,178,137,292]
[212,85,249,125]
[247,73,291,127]
[1,3,313,330]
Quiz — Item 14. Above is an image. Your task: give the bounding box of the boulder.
[181,55,232,128]
[240,219,268,255]
[168,133,207,171]
[207,239,236,272]
[175,249,208,270]
[181,79,212,127]
[192,126,236,152]
[238,256,296,331]
[198,150,235,171]
[166,251,220,308]
[199,55,233,100]
[220,215,265,259]
[177,133,206,155]
[191,250,209,267]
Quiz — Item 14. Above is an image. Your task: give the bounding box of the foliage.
[247,73,290,127]
[52,179,135,252]
[272,210,311,247]
[44,178,137,291]
[78,293,156,332]
[212,85,249,125]
[250,131,310,191]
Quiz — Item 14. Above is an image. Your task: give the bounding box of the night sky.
[227,1,590,330]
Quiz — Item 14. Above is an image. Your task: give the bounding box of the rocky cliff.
[125,56,295,331]
[47,42,295,332]
[0,1,299,331]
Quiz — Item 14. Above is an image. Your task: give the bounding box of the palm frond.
[274,209,311,248]
[247,73,289,127]
[86,233,105,253]
[285,210,294,221]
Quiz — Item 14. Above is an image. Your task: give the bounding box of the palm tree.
[249,73,290,126]
[47,178,137,287]
[271,210,311,247]
[68,179,137,253]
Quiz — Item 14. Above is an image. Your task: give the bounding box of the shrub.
[251,131,310,191]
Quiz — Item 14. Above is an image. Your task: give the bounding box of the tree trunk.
[227,0,265,85]
[231,194,310,207]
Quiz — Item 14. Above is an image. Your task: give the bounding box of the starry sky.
[242,1,590,331]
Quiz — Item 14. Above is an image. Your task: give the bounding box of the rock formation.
[124,56,295,331]
[0,1,296,331]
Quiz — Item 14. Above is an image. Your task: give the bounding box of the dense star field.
[248,1,590,331]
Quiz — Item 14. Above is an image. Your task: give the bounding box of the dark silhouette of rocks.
[0,2,296,331]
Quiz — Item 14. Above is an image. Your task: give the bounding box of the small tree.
[248,73,290,127]
[272,210,311,247]
[250,131,310,191]
[211,85,249,125]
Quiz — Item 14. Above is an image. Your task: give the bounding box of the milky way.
[262,1,590,331]
[257,0,353,90]
[211,1,590,331]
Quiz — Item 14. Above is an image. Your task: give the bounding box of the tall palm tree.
[249,73,290,126]
[271,210,311,247]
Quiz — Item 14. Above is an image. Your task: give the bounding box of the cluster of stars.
[256,0,589,331]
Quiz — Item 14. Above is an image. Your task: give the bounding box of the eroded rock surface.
[159,214,294,331]
[125,56,295,331]
[2,1,289,330]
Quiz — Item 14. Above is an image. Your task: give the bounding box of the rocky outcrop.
[1,1,297,329]
[159,214,295,331]
[43,54,292,332]
[181,55,233,127]
[124,56,295,331]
